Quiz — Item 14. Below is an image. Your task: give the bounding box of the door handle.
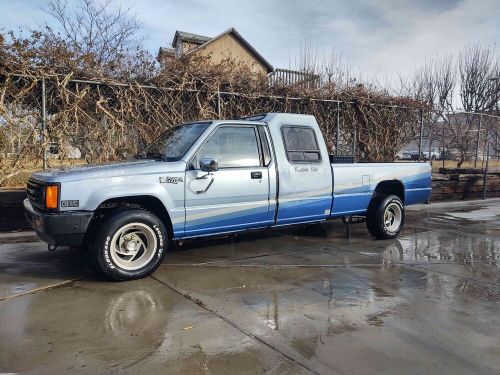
[251,171,262,179]
[196,176,214,194]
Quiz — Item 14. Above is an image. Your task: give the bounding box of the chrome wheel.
[383,203,402,233]
[110,223,157,271]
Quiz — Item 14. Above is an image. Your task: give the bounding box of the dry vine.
[0,32,427,187]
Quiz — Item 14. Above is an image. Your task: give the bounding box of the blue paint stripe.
[335,172,432,195]
[404,176,432,190]
[332,193,372,214]
[405,188,431,205]
[184,205,270,236]
[176,171,431,238]
[277,196,332,224]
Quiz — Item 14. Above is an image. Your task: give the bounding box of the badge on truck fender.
[159,176,183,184]
[61,200,79,207]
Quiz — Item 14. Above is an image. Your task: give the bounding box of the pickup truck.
[24,113,431,280]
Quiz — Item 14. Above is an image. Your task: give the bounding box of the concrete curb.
[0,230,38,244]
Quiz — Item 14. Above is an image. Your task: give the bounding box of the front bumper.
[23,199,93,246]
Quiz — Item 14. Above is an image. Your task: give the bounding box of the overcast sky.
[1,0,499,85]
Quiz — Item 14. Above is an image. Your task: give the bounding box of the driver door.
[184,125,271,237]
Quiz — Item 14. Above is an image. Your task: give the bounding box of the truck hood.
[31,159,187,183]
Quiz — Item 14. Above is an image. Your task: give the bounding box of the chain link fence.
[1,74,499,189]
[408,110,500,170]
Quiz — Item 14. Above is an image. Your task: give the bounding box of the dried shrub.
[0,30,426,187]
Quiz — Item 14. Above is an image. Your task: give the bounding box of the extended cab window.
[281,126,321,162]
[195,126,261,168]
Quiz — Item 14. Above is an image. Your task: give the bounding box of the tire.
[366,195,405,239]
[93,208,168,281]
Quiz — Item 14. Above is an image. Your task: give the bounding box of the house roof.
[184,28,274,73]
[172,31,212,47]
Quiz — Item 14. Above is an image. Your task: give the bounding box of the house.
[158,28,273,76]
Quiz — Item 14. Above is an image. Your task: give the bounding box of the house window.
[281,126,321,163]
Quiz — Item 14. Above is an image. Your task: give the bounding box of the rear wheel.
[366,195,405,239]
[93,209,168,281]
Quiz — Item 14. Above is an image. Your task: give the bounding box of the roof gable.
[184,28,273,73]
[172,31,211,47]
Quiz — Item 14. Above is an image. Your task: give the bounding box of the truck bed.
[330,162,432,216]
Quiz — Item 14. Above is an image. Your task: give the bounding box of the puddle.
[446,206,500,221]
[381,233,500,266]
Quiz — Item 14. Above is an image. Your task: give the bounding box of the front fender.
[60,173,186,234]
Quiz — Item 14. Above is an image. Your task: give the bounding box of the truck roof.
[217,112,319,129]
[240,112,316,122]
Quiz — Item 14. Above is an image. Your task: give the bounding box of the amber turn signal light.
[45,185,59,209]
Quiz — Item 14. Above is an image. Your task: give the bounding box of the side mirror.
[199,158,218,173]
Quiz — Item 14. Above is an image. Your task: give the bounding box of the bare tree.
[46,0,143,66]
[289,39,369,91]
[459,44,499,113]
[404,44,500,167]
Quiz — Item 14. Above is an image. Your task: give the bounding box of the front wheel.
[366,195,405,239]
[93,209,168,281]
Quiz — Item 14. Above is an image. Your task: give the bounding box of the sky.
[1,0,499,86]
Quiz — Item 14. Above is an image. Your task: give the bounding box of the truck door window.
[281,126,321,162]
[195,126,261,168]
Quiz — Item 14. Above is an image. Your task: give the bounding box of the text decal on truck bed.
[294,166,318,172]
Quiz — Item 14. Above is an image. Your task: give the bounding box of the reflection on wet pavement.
[0,199,499,374]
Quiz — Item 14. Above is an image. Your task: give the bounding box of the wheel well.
[373,180,405,203]
[91,195,173,239]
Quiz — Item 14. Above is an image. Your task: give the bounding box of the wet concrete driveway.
[0,199,499,374]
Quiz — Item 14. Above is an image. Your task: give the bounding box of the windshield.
[136,122,210,161]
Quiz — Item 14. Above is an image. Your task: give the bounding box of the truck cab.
[24,113,431,280]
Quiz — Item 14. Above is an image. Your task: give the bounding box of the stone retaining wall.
[431,169,500,201]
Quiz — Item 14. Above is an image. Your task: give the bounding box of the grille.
[26,178,45,209]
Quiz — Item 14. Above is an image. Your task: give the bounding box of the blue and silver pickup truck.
[24,113,431,280]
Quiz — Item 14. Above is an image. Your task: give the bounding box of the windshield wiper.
[144,152,168,161]
[134,151,146,159]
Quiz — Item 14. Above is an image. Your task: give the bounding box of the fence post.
[216,88,221,119]
[41,77,47,170]
[418,109,424,162]
[335,101,340,155]
[496,129,499,161]
[474,113,482,168]
[428,115,433,167]
[352,129,356,161]
[482,141,490,199]
[442,118,445,169]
